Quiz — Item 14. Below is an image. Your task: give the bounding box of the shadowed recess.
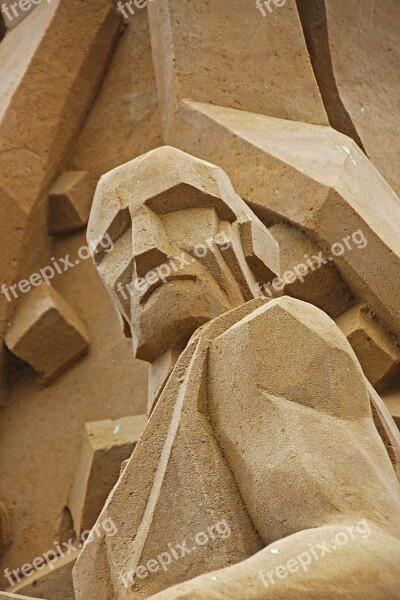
[295,0,366,152]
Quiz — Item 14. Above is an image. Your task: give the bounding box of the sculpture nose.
[131,206,171,278]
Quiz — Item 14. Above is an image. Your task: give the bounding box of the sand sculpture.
[0,1,399,599]
[72,147,400,599]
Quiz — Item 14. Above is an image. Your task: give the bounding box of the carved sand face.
[88,147,279,363]
[96,203,255,362]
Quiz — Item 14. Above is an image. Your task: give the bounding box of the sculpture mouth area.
[139,274,198,305]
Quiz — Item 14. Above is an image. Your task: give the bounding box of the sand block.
[68,415,147,535]
[4,284,89,384]
[48,172,95,235]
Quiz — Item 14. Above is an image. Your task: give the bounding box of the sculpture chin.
[130,279,233,362]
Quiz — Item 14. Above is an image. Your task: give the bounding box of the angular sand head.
[88,146,279,362]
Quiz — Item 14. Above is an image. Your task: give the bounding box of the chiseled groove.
[295,0,366,153]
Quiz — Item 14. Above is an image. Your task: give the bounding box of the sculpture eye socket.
[131,206,172,277]
[160,207,219,254]
[97,229,133,279]
[91,207,131,265]
[97,229,134,323]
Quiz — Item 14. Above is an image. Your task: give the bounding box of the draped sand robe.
[73,297,400,600]
[74,299,267,600]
